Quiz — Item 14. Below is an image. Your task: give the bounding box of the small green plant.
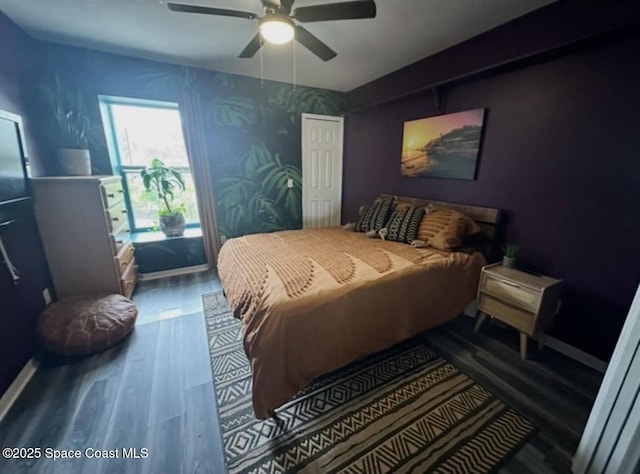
[140,158,185,216]
[503,244,520,258]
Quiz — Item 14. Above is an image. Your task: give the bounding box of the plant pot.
[502,256,517,268]
[57,148,91,176]
[159,214,185,238]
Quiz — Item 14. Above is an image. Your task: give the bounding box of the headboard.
[378,193,503,257]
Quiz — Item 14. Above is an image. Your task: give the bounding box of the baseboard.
[544,335,608,373]
[466,299,608,373]
[463,300,477,317]
[0,357,39,422]
[137,264,209,281]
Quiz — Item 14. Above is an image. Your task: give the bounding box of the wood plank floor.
[0,270,226,474]
[424,318,602,473]
[0,270,601,473]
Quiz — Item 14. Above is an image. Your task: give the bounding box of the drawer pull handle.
[117,239,123,245]
[125,229,131,233]
[121,210,127,214]
[107,193,115,198]
[118,189,124,194]
[112,217,119,222]
[497,279,520,288]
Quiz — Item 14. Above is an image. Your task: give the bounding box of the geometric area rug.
[203,292,536,473]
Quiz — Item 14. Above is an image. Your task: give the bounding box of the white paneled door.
[301,114,344,228]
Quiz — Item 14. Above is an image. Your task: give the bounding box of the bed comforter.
[217,226,486,419]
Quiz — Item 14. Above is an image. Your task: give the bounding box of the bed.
[217,194,501,419]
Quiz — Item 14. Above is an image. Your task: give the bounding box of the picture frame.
[401,108,486,180]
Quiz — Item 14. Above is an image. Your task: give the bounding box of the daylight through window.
[100,98,200,232]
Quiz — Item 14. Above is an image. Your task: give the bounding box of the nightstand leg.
[474,312,488,333]
[520,333,528,360]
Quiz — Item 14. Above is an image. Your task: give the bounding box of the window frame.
[99,95,199,233]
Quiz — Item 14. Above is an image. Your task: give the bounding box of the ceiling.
[0,0,555,91]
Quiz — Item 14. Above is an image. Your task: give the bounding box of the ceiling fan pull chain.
[293,39,297,92]
[259,34,264,87]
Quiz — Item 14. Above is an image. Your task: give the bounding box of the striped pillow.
[355,196,394,233]
[383,206,425,243]
[417,208,482,251]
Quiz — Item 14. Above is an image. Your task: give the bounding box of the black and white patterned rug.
[203,292,535,473]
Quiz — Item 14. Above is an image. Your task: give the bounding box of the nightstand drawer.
[478,293,535,334]
[481,275,539,312]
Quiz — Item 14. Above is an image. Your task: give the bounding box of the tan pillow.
[394,201,417,212]
[394,198,435,214]
[417,208,482,251]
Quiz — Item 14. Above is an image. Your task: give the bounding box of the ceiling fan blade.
[239,33,262,58]
[281,0,295,15]
[295,26,336,61]
[293,1,376,23]
[167,3,257,20]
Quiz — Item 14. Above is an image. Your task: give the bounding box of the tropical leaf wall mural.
[212,96,257,128]
[30,42,344,238]
[203,74,342,237]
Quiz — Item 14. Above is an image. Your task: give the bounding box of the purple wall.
[347,0,640,111]
[343,26,640,360]
[0,13,52,395]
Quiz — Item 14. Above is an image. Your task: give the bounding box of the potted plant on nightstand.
[140,158,186,237]
[502,243,520,268]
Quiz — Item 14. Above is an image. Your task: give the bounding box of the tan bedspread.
[217,227,486,419]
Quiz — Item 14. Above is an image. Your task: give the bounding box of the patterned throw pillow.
[417,208,482,251]
[383,206,425,243]
[355,196,394,233]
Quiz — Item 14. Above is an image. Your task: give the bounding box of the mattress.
[217,226,486,419]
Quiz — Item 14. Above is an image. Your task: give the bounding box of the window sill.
[131,226,202,244]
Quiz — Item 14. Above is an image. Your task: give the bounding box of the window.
[100,97,200,232]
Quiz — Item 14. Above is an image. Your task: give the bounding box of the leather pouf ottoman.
[37,294,138,356]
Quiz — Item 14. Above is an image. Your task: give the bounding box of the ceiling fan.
[167,0,377,61]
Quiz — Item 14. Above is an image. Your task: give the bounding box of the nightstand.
[474,262,562,360]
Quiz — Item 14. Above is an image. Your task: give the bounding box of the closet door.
[301,114,343,228]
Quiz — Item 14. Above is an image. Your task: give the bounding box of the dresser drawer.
[478,293,535,334]
[481,274,539,312]
[120,260,137,299]
[110,221,131,255]
[101,180,125,209]
[114,243,135,277]
[106,201,129,233]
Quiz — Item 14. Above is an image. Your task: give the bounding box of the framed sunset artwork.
[401,108,486,179]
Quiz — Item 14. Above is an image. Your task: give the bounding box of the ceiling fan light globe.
[259,17,295,45]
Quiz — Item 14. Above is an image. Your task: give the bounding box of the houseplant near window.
[140,158,186,237]
[41,74,92,175]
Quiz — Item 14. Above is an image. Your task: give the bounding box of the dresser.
[474,263,562,360]
[32,176,137,299]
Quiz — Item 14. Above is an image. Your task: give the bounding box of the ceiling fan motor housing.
[259,14,296,45]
